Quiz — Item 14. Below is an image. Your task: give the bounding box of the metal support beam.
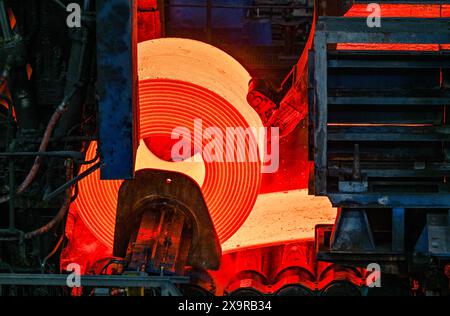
[0,273,188,296]
[392,208,405,252]
[331,209,376,252]
[313,31,328,195]
[96,0,138,180]
[329,193,450,208]
[317,18,450,44]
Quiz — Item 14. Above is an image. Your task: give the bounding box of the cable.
[52,0,66,10]
[99,258,126,275]
[24,159,73,239]
[0,93,12,111]
[1,0,92,204]
[0,65,12,106]
[43,161,100,202]
[40,232,65,271]
[0,87,78,204]
[70,183,78,203]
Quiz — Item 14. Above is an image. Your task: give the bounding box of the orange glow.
[7,8,16,29]
[72,38,264,249]
[340,4,450,51]
[62,3,450,279]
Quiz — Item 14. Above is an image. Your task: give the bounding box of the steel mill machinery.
[0,0,449,296]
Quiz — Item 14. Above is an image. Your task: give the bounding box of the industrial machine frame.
[310,16,450,290]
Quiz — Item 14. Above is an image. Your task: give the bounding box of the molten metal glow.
[340,4,450,51]
[73,38,263,249]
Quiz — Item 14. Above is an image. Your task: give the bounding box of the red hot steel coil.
[72,38,264,250]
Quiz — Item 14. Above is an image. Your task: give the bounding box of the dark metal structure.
[164,0,315,83]
[0,0,97,271]
[309,16,450,293]
[97,0,138,180]
[113,169,221,274]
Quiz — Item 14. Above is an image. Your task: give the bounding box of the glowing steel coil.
[74,38,264,249]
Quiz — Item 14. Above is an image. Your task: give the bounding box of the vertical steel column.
[96,0,138,180]
[392,207,405,252]
[313,24,327,195]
